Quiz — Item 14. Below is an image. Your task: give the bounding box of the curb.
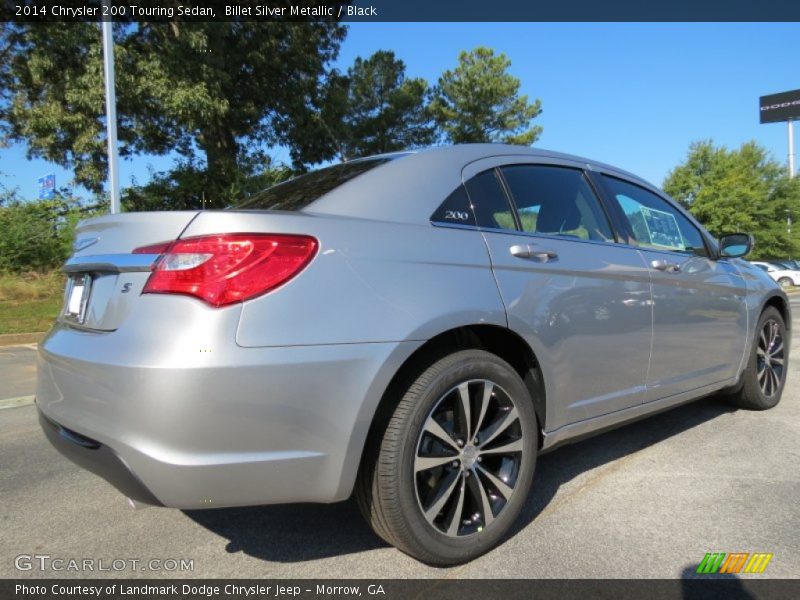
[0,332,46,347]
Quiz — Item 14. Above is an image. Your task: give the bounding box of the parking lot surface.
[0,344,37,403]
[1,298,799,579]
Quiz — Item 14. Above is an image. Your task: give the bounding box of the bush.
[0,191,104,273]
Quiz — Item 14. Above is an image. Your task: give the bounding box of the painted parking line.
[0,396,35,410]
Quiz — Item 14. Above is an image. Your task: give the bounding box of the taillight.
[133,234,318,307]
[132,241,172,255]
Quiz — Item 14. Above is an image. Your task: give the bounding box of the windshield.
[233,158,395,211]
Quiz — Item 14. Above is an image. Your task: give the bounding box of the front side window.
[601,175,708,257]
[500,165,615,242]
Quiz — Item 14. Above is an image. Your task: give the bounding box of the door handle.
[510,244,558,262]
[650,259,681,273]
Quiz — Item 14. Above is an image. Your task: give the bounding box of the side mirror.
[719,233,754,258]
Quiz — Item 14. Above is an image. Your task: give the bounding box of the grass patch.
[0,271,64,334]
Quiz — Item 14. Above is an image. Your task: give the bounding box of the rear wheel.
[778,277,793,289]
[725,306,787,410]
[356,349,538,565]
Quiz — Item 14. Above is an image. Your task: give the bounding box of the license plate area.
[63,274,92,323]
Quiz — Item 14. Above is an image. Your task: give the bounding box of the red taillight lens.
[135,234,318,307]
[132,241,173,255]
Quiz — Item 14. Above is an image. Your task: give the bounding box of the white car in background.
[751,261,800,288]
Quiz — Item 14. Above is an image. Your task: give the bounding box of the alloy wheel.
[757,319,784,398]
[414,379,525,537]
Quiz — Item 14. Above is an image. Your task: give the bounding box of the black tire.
[355,349,538,565]
[725,306,787,410]
[778,277,793,289]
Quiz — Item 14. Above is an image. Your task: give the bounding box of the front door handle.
[510,244,558,262]
[650,259,681,273]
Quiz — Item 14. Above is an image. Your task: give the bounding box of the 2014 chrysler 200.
[37,145,790,565]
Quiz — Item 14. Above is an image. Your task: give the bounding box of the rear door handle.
[650,259,681,273]
[510,244,558,262]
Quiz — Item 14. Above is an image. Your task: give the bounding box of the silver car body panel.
[36,144,789,508]
[181,210,508,347]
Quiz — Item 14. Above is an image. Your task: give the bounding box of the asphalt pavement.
[1,299,799,579]
[0,344,37,404]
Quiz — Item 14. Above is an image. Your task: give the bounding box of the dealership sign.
[759,89,800,124]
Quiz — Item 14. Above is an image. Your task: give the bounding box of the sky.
[1,22,798,201]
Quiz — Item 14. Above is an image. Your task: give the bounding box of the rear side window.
[235,158,392,211]
[430,169,513,228]
[500,165,615,242]
[601,175,708,256]
[464,170,516,230]
[430,185,477,226]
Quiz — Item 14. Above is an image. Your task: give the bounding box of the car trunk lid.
[60,211,199,331]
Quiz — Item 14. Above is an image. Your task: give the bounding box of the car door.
[463,159,653,431]
[595,173,748,401]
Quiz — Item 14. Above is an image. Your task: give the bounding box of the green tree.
[0,17,345,206]
[0,189,104,272]
[663,140,800,259]
[122,158,292,212]
[429,47,542,145]
[286,50,435,165]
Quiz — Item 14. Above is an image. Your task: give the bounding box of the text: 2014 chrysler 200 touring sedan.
[37,145,790,565]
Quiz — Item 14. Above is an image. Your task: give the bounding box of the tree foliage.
[0,188,104,272]
[0,19,345,206]
[663,140,800,259]
[285,50,435,165]
[122,158,292,212]
[429,47,542,145]
[1,27,547,211]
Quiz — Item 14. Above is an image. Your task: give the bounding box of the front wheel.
[356,349,538,565]
[725,306,787,410]
[778,277,793,289]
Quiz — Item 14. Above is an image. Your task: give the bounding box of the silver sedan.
[37,144,790,565]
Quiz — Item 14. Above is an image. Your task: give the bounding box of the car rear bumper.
[36,322,420,509]
[38,409,163,506]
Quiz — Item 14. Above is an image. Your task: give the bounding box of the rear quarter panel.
[180,210,507,347]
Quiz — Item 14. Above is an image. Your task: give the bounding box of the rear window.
[234,158,393,211]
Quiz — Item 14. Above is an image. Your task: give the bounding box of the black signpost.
[760,89,800,178]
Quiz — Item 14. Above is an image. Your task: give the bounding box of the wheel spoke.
[763,366,774,396]
[415,454,457,472]
[758,363,767,383]
[480,437,524,455]
[467,468,495,527]
[424,470,461,524]
[445,475,466,536]
[422,416,460,452]
[457,383,472,442]
[770,339,784,357]
[769,366,781,396]
[476,463,514,500]
[759,328,768,352]
[478,407,519,449]
[473,382,493,442]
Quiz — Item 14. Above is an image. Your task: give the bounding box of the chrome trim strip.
[62,254,160,274]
